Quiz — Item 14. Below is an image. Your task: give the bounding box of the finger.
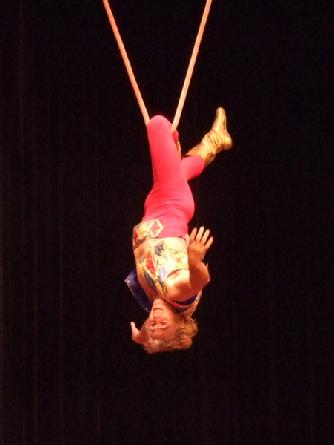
[205,236,214,250]
[201,228,211,244]
[189,227,197,241]
[196,226,205,240]
[185,234,190,246]
[130,322,137,335]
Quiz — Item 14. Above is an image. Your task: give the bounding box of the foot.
[206,107,233,152]
[185,107,233,166]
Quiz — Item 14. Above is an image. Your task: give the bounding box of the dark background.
[0,1,332,444]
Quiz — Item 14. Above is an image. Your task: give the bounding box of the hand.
[186,226,214,265]
[130,321,148,345]
[130,322,140,343]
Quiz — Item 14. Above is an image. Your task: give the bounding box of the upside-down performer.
[125,107,232,353]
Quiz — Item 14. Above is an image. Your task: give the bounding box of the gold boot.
[186,107,233,165]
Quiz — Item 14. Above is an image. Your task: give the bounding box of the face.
[146,299,178,340]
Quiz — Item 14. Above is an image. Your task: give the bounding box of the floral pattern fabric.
[137,240,189,297]
[132,219,164,250]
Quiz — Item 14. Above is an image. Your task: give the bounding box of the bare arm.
[167,227,213,301]
[187,226,213,292]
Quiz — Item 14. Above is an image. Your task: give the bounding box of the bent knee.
[148,114,171,130]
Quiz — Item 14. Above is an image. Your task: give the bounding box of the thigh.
[147,115,183,187]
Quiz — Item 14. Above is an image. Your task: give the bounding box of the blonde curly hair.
[142,314,198,354]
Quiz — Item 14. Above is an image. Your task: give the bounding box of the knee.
[147,114,172,131]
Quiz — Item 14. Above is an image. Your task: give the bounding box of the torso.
[133,237,191,302]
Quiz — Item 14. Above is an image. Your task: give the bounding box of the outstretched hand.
[130,322,140,342]
[186,226,214,265]
[130,321,148,345]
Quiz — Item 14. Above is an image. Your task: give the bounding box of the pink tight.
[142,115,205,237]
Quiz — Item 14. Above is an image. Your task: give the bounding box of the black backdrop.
[1,1,332,444]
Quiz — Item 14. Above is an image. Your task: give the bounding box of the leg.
[181,155,205,181]
[146,115,183,188]
[146,115,205,185]
[143,115,198,235]
[186,107,233,165]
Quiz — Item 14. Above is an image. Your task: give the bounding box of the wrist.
[188,257,204,270]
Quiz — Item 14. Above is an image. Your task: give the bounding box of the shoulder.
[167,290,203,317]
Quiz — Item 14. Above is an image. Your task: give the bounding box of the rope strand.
[172,0,213,131]
[102,0,150,125]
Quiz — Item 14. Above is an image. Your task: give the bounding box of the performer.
[125,107,232,353]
